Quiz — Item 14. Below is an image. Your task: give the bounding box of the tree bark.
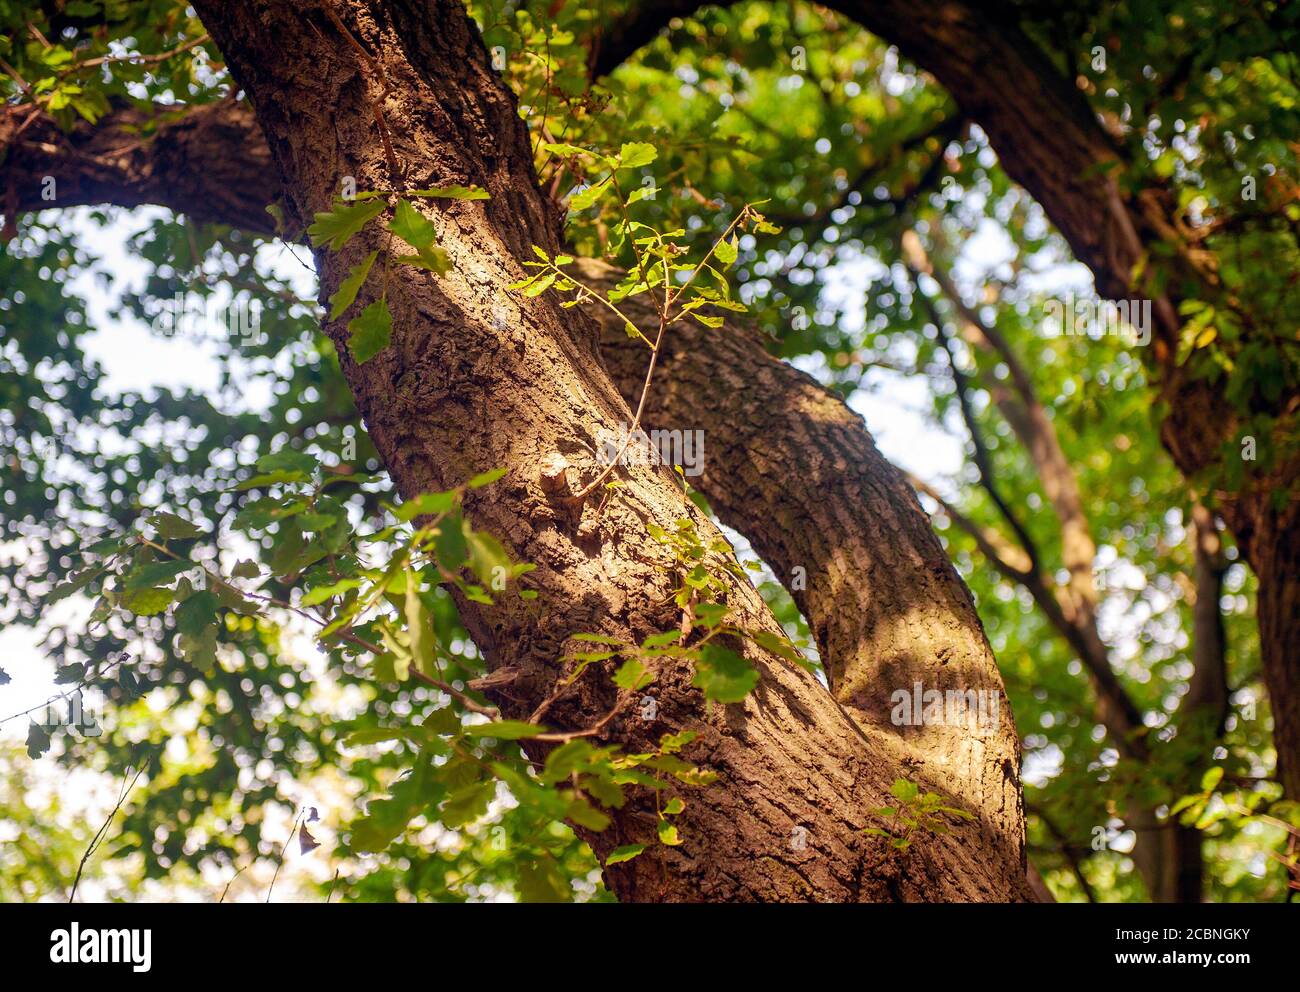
[1248,502,1300,798]
[181,0,1031,901]
[579,260,1024,804]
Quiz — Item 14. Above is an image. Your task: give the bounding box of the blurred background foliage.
[1,0,1297,901]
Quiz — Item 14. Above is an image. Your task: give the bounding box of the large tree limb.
[898,239,1148,756]
[1,96,279,234]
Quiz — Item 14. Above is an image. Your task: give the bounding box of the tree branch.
[1,97,278,234]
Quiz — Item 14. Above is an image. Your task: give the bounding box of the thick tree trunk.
[186,0,1030,901]
[0,97,276,233]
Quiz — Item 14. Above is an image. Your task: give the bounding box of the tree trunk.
[187,0,1031,902]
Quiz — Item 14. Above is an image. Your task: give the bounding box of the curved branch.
[1,97,278,234]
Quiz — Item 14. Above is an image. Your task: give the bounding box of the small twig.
[58,34,210,78]
[322,2,402,184]
[218,865,246,903]
[69,760,148,902]
[266,805,306,903]
[569,205,754,500]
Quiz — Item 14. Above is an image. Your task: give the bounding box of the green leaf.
[691,643,759,703]
[754,629,800,665]
[657,819,682,846]
[342,727,416,748]
[54,662,86,684]
[389,198,438,251]
[567,797,611,831]
[175,590,219,637]
[122,560,194,594]
[890,779,920,803]
[571,633,623,645]
[440,781,496,828]
[347,297,393,364]
[256,449,317,476]
[147,511,204,540]
[613,658,653,691]
[1201,766,1225,791]
[605,844,645,865]
[618,142,658,169]
[301,578,364,606]
[522,273,556,297]
[714,235,738,266]
[394,490,458,521]
[569,179,610,211]
[434,514,468,571]
[408,185,490,200]
[462,720,547,740]
[307,198,387,250]
[404,575,435,677]
[26,721,51,759]
[328,251,378,320]
[516,860,570,902]
[395,245,452,275]
[467,467,508,489]
[692,602,729,629]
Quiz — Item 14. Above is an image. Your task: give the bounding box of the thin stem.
[58,34,210,78]
[547,263,653,348]
[69,761,147,902]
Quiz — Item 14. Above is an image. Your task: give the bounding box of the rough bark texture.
[182,0,1031,901]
